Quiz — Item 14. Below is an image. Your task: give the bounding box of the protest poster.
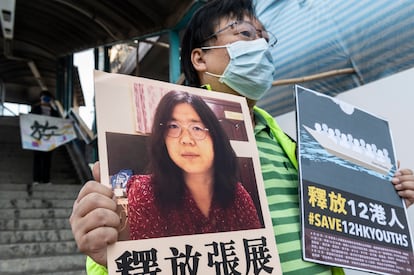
[295,85,414,275]
[94,70,281,275]
[19,113,76,151]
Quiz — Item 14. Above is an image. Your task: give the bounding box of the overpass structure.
[0,0,203,112]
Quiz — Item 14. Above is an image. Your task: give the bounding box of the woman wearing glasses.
[127,90,261,240]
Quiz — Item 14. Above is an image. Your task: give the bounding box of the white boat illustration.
[302,125,393,175]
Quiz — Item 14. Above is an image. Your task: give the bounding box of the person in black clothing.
[27,91,59,195]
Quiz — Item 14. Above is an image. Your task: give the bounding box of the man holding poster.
[21,91,76,195]
[70,0,414,274]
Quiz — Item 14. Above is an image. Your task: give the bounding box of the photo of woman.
[126,90,262,240]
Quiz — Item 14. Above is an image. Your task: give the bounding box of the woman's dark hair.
[181,0,256,87]
[148,90,238,210]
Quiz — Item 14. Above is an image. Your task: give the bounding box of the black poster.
[296,85,414,275]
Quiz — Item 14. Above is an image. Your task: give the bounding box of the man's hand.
[392,167,414,208]
[69,162,120,266]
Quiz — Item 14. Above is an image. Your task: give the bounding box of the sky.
[73,49,95,129]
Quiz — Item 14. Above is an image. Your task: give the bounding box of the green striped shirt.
[254,108,334,275]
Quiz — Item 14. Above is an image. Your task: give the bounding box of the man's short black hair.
[180,0,256,87]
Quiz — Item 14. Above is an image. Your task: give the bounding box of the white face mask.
[201,38,275,100]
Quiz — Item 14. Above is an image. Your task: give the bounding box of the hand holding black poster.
[295,85,414,275]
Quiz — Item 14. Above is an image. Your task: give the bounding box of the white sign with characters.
[20,113,76,151]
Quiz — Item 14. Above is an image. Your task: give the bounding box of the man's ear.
[191,48,207,72]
